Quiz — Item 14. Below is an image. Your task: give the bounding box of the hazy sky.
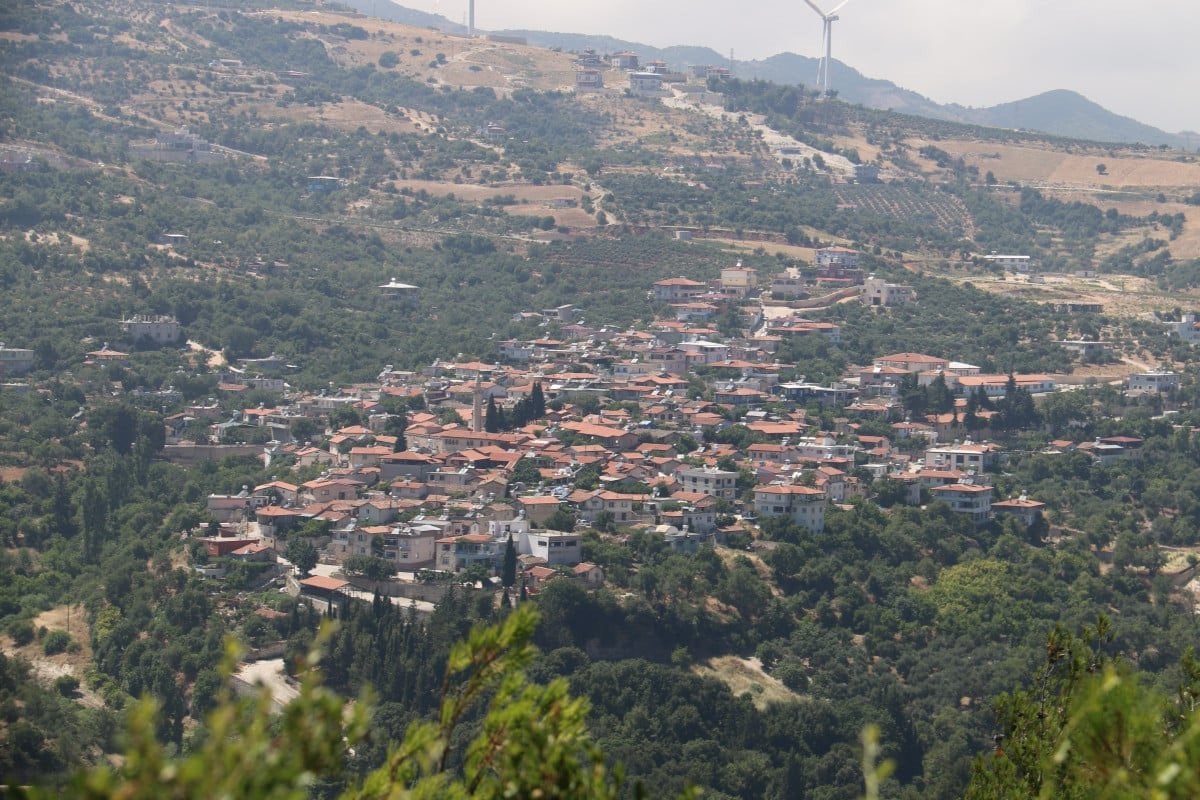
[394,0,1198,133]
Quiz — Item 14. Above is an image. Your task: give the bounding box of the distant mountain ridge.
[365,1,1189,148]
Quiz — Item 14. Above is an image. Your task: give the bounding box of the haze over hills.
[360,0,1194,149]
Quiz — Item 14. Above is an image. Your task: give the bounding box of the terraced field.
[834,183,974,237]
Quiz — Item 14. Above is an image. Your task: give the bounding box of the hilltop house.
[611,51,639,70]
[574,69,603,92]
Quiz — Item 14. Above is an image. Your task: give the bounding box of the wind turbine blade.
[828,0,852,14]
[802,0,828,17]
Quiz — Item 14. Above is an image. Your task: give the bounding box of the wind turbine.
[803,0,852,96]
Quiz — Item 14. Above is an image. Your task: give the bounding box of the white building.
[122,315,181,345]
[929,483,993,524]
[770,269,807,299]
[861,276,915,308]
[611,51,639,70]
[629,72,666,97]
[753,484,827,533]
[349,523,439,569]
[1127,370,1179,393]
[925,441,1000,474]
[983,254,1033,272]
[957,374,1057,397]
[1164,314,1200,344]
[488,517,582,566]
[678,466,739,501]
[678,340,730,365]
[0,343,34,377]
[526,530,582,565]
[815,247,860,269]
[719,262,758,295]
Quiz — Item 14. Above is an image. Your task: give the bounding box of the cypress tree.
[502,533,517,588]
[530,381,545,418]
[485,396,500,433]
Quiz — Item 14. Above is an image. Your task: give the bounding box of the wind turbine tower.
[468,0,475,37]
[802,0,853,96]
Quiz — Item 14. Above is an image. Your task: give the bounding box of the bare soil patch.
[0,467,29,482]
[255,10,575,92]
[246,98,421,135]
[693,656,798,710]
[926,139,1200,188]
[235,658,299,707]
[188,339,226,368]
[391,179,586,203]
[0,605,104,709]
[967,272,1190,318]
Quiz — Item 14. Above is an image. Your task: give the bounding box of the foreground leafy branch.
[967,618,1200,800]
[32,605,694,800]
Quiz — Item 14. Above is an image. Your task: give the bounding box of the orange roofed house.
[653,277,707,303]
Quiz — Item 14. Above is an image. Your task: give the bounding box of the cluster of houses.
[178,255,1170,603]
[570,48,724,99]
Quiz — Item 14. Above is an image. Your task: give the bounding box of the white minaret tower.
[468,0,475,37]
[472,372,483,432]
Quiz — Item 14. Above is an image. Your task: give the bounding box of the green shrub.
[54,674,80,696]
[42,630,71,656]
[6,619,34,646]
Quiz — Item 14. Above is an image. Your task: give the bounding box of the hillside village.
[174,247,1176,611]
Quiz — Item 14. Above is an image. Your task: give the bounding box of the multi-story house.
[929,483,992,524]
[677,466,739,500]
[753,484,826,533]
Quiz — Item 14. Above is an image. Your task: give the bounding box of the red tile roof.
[300,575,348,591]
